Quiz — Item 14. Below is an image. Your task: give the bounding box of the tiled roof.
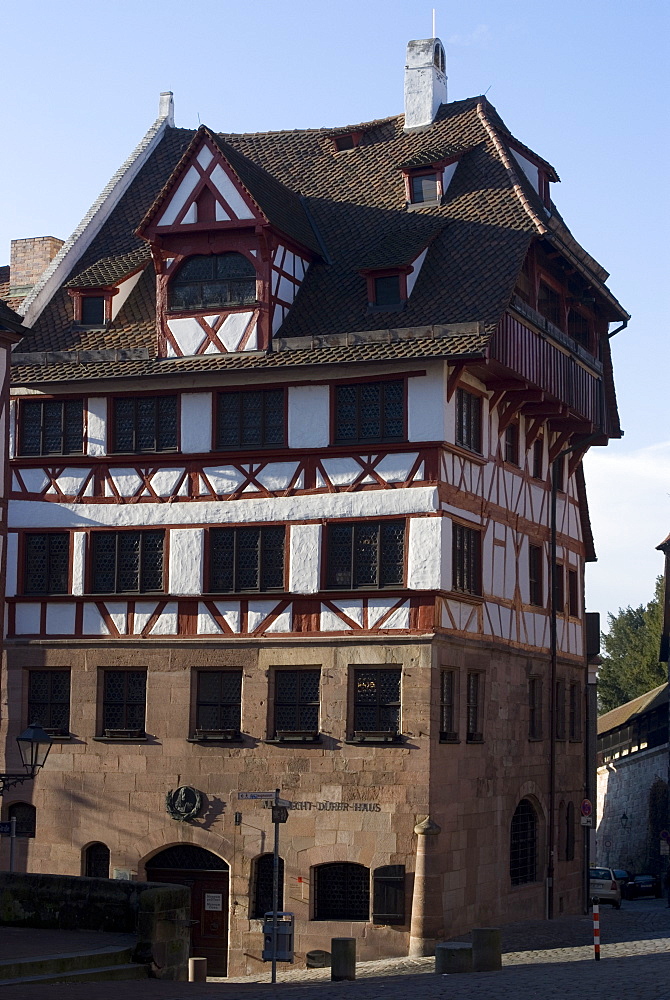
[15,95,626,362]
[0,265,9,300]
[10,328,490,384]
[598,683,668,736]
[0,298,29,336]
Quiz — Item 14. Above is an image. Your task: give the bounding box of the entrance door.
[146,846,229,976]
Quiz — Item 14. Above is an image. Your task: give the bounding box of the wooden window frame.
[27,668,71,737]
[440,668,458,742]
[455,387,483,454]
[568,569,579,617]
[111,394,179,454]
[313,862,370,921]
[372,865,405,925]
[68,288,116,326]
[332,378,406,446]
[18,397,84,457]
[504,422,519,466]
[510,799,538,886]
[532,438,544,480]
[194,669,243,738]
[215,388,286,451]
[272,668,321,739]
[100,668,147,737]
[89,530,166,595]
[207,525,286,594]
[251,853,285,918]
[466,671,483,742]
[167,252,258,314]
[325,520,405,591]
[528,544,544,607]
[22,531,70,596]
[452,523,482,596]
[352,666,402,739]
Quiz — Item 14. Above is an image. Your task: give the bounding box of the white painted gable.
[155,141,258,230]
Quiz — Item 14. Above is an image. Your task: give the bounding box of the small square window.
[81,296,105,325]
[374,275,401,307]
[334,134,355,152]
[410,174,438,204]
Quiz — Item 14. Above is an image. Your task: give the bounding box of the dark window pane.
[334,380,404,444]
[114,399,135,452]
[373,865,405,924]
[510,799,537,885]
[157,397,178,451]
[354,523,379,587]
[24,533,69,595]
[210,529,235,591]
[236,528,260,590]
[20,399,82,457]
[327,524,353,588]
[85,842,110,878]
[354,668,401,733]
[379,522,404,586]
[466,672,481,739]
[103,670,146,733]
[529,544,543,606]
[252,854,284,918]
[383,380,404,438]
[452,525,481,595]
[20,401,42,455]
[216,390,284,450]
[538,282,562,328]
[209,527,284,592]
[91,533,117,593]
[118,533,140,592]
[169,253,256,312]
[440,670,456,737]
[28,669,70,734]
[43,401,63,454]
[64,400,84,454]
[456,388,482,453]
[328,521,404,590]
[141,531,165,592]
[411,174,438,203]
[274,669,319,734]
[374,275,401,306]
[91,532,164,594]
[261,527,285,590]
[334,385,357,442]
[136,397,157,451]
[314,863,369,921]
[81,296,105,325]
[359,383,381,439]
[196,670,242,731]
[8,802,36,838]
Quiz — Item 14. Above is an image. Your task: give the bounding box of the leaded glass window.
[169,253,257,312]
[28,670,71,736]
[19,399,83,456]
[112,396,177,453]
[452,524,481,595]
[91,531,165,594]
[102,669,146,734]
[372,865,405,925]
[455,388,482,453]
[216,389,285,450]
[510,799,537,885]
[23,533,69,595]
[326,521,404,590]
[466,672,482,742]
[252,853,284,918]
[196,670,242,733]
[334,380,404,444]
[85,842,110,878]
[274,669,320,734]
[208,526,285,592]
[313,863,370,921]
[440,669,457,741]
[353,668,401,734]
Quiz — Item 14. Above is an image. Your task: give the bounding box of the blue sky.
[1,0,668,621]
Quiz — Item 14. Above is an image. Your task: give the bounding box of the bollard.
[592,900,600,961]
[471,927,502,972]
[435,942,473,974]
[331,937,356,981]
[188,956,207,982]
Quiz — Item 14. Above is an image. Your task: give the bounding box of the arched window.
[169,253,256,312]
[7,802,36,838]
[565,802,575,862]
[85,842,110,878]
[251,853,284,918]
[510,799,537,885]
[313,862,369,921]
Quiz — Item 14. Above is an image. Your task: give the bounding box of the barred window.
[91,531,164,594]
[466,672,483,742]
[334,380,404,444]
[440,669,458,741]
[209,526,285,592]
[353,668,401,735]
[504,424,519,465]
[169,253,256,312]
[555,679,566,740]
[313,862,370,921]
[85,842,110,878]
[510,799,537,885]
[251,853,285,918]
[529,676,542,740]
[274,669,320,735]
[19,398,83,456]
[112,396,177,453]
[216,388,285,450]
[195,670,242,734]
[23,533,69,595]
[452,524,481,595]
[529,544,543,607]
[326,521,404,590]
[372,865,405,925]
[7,802,36,838]
[102,669,146,735]
[456,388,482,453]
[28,670,71,736]
[569,682,581,741]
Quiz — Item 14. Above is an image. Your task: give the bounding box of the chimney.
[404,37,447,131]
[9,236,64,301]
[159,91,175,126]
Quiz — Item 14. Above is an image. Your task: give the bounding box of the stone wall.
[596,744,669,873]
[0,872,190,980]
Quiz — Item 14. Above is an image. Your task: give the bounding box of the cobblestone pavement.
[2,897,669,1000]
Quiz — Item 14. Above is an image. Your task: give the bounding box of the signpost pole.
[9,816,16,874]
[271,787,280,985]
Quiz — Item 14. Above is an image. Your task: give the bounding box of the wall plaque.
[166,785,203,822]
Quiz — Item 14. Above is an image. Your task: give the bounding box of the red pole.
[592,901,600,961]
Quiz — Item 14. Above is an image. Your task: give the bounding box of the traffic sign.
[277,798,292,808]
[0,822,11,836]
[580,816,593,827]
[661,841,670,856]
[581,798,593,818]
[238,792,275,800]
[272,806,289,824]
[660,830,670,843]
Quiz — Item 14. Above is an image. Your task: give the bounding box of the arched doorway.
[146,845,229,975]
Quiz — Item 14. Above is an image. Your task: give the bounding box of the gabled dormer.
[137,127,319,358]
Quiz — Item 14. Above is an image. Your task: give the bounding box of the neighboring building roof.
[0,298,29,338]
[0,265,9,300]
[598,683,669,736]
[14,95,628,359]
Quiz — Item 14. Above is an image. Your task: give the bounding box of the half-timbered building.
[0,37,628,974]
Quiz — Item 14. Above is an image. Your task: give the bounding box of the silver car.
[589,866,622,908]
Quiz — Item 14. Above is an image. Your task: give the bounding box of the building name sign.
[262,800,382,812]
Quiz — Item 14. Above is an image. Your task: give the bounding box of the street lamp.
[0,724,53,795]
[620,812,629,831]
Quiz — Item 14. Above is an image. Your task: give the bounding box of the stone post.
[408,816,442,957]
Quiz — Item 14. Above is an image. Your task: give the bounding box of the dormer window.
[68,288,116,327]
[410,173,439,204]
[374,275,402,307]
[81,296,105,326]
[331,131,363,153]
[169,252,256,312]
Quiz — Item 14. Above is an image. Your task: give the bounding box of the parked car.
[589,867,622,908]
[624,874,662,899]
[613,869,631,894]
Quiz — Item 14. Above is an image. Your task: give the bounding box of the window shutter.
[372,865,405,924]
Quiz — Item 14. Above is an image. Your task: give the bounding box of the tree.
[597,576,666,714]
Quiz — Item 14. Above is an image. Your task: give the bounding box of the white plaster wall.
[442,161,458,196]
[8,399,16,459]
[407,516,448,590]
[404,63,447,129]
[406,248,428,297]
[159,165,199,226]
[288,523,321,593]
[181,393,212,453]
[46,603,76,634]
[408,366,446,442]
[5,533,17,596]
[169,528,204,595]
[111,270,144,320]
[288,385,329,448]
[86,397,107,456]
[71,532,85,595]
[510,149,540,194]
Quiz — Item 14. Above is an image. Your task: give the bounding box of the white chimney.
[158,91,175,126]
[404,37,447,131]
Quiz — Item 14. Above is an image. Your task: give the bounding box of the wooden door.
[150,868,229,975]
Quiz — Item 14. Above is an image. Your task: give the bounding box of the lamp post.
[620,813,628,831]
[0,724,53,796]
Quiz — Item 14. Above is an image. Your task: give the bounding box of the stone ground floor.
[2,897,669,999]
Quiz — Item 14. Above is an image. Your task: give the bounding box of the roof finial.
[432,8,436,37]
